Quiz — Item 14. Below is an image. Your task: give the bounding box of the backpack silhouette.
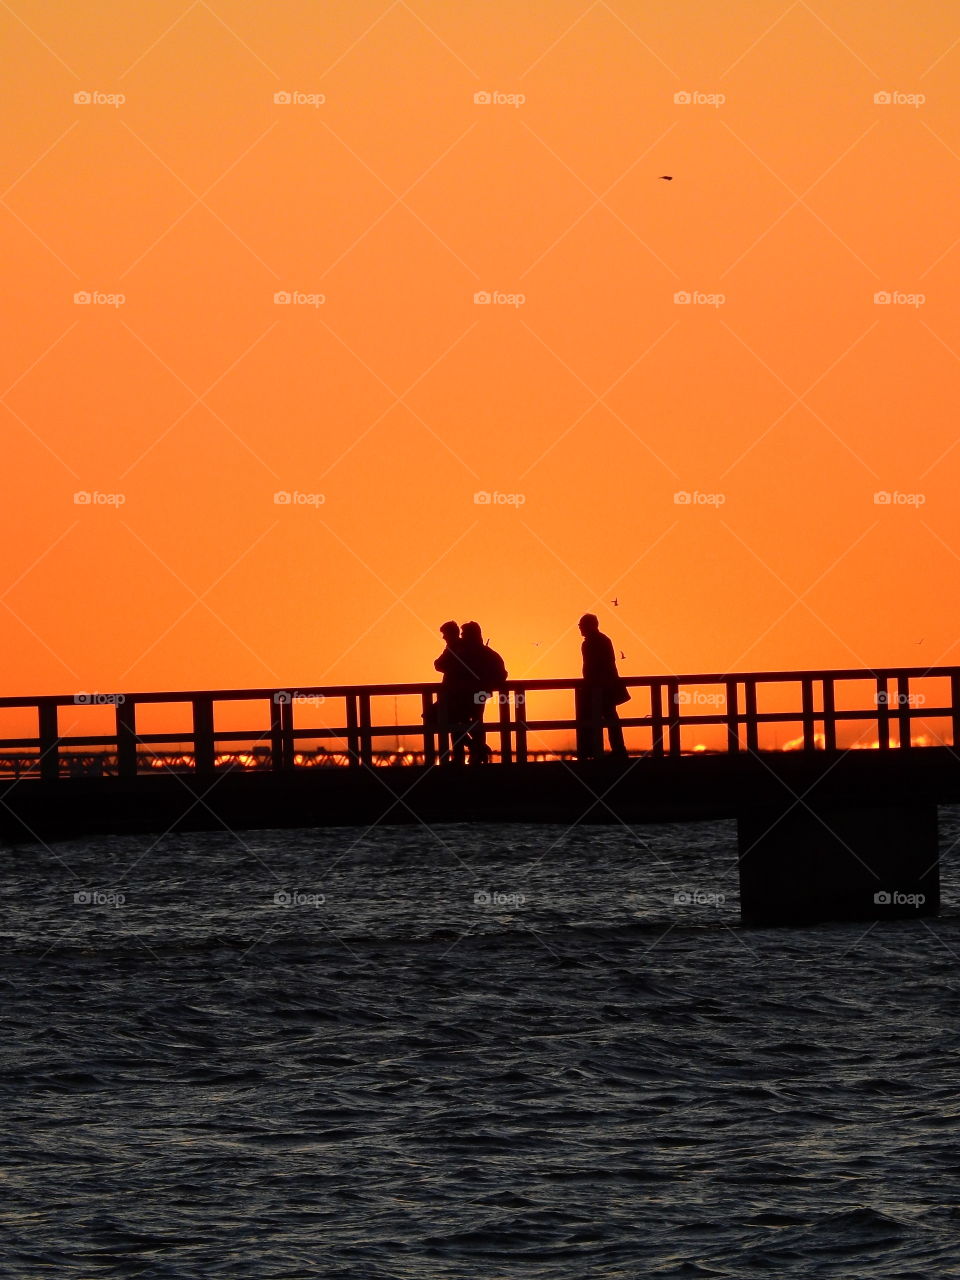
[480,642,507,688]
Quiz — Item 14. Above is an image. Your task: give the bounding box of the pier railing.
[0,666,957,780]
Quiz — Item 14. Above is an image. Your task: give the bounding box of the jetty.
[2,665,958,924]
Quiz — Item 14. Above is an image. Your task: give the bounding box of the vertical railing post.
[952,671,960,752]
[498,689,513,764]
[270,695,284,771]
[193,696,215,776]
[876,675,891,749]
[725,680,740,753]
[801,677,816,750]
[822,677,837,752]
[116,698,137,778]
[666,680,681,757]
[421,690,437,766]
[38,700,60,782]
[358,692,373,766]
[744,680,759,752]
[897,673,912,749]
[345,694,360,766]
[649,681,664,757]
[281,695,296,768]
[515,688,528,765]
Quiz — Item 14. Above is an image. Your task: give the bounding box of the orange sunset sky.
[2,0,960,707]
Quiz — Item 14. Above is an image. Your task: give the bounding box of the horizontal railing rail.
[0,666,957,779]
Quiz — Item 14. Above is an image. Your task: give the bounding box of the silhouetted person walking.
[577,613,628,759]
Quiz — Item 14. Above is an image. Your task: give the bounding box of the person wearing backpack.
[456,621,508,764]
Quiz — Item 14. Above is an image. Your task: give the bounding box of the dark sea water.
[3,813,960,1279]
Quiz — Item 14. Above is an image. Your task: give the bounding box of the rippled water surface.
[3,814,960,1278]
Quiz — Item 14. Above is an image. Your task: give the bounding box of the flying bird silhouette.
[619,650,627,660]
[610,597,619,607]
[658,175,673,180]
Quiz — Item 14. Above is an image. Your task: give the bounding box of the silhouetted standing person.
[577,613,628,759]
[454,622,508,764]
[433,620,464,763]
[432,620,507,764]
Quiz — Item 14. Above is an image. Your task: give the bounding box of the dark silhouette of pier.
[2,665,959,925]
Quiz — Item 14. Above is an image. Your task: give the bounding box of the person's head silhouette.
[461,621,483,645]
[578,613,600,636]
[440,621,460,643]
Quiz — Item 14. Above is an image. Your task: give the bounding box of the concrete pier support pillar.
[737,802,939,925]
